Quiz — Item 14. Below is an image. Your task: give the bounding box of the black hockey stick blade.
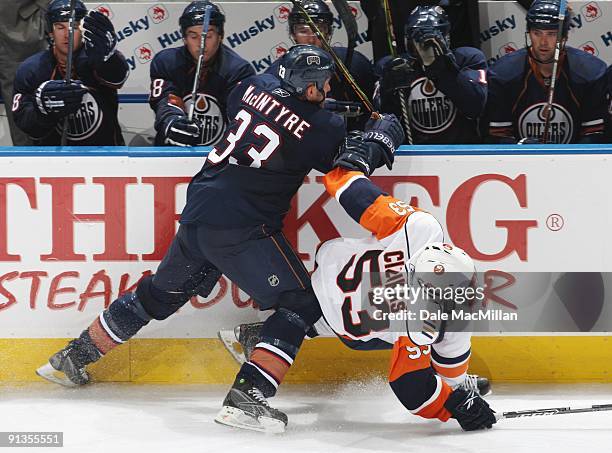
[330,0,358,67]
[498,403,612,420]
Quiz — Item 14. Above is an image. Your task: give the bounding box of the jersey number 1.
[207,109,280,168]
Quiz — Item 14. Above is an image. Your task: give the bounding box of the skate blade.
[35,362,80,388]
[217,330,247,365]
[214,405,285,434]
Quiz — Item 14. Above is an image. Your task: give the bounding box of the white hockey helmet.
[407,242,477,345]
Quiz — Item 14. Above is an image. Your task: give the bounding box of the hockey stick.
[188,5,212,121]
[541,0,567,144]
[497,403,612,420]
[289,0,377,117]
[380,0,412,144]
[60,0,78,146]
[330,0,358,68]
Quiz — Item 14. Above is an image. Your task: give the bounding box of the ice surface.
[1,380,611,453]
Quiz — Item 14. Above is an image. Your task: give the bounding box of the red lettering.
[0,178,37,261]
[40,177,138,261]
[0,271,18,310]
[118,270,152,296]
[20,270,48,309]
[48,271,79,309]
[190,276,228,309]
[141,177,190,261]
[284,176,339,261]
[370,175,440,207]
[447,174,537,261]
[483,269,518,309]
[78,270,112,311]
[231,282,254,308]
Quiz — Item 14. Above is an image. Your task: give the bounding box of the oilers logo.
[55,92,103,141]
[408,77,456,134]
[518,103,573,144]
[183,93,225,145]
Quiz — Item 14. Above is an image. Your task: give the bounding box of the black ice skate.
[215,377,288,433]
[457,374,492,397]
[36,338,99,387]
[218,322,263,364]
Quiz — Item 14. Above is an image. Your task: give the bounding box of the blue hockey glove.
[381,57,417,93]
[164,115,202,147]
[35,80,87,118]
[364,114,405,168]
[333,131,387,176]
[444,389,497,431]
[83,10,118,66]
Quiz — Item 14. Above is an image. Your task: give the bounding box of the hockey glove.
[323,99,364,118]
[83,10,118,66]
[164,116,202,147]
[412,27,450,67]
[333,131,386,176]
[363,114,405,168]
[35,80,87,118]
[444,388,497,431]
[381,57,417,93]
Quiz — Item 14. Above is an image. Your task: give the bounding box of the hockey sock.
[85,292,152,357]
[237,308,310,397]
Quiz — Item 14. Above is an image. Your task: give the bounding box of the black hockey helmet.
[46,0,87,32]
[526,0,571,37]
[277,45,335,96]
[179,1,225,36]
[404,5,451,48]
[288,0,334,38]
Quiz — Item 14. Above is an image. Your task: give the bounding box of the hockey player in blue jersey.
[12,0,129,146]
[36,45,404,433]
[486,0,607,144]
[374,5,488,144]
[150,0,255,147]
[266,0,376,130]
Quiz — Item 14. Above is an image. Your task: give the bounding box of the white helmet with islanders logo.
[406,242,477,345]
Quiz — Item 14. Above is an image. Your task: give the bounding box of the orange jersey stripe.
[323,167,365,198]
[388,336,432,382]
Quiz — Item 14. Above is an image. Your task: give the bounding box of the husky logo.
[55,92,103,141]
[307,55,321,65]
[579,41,599,56]
[96,4,113,19]
[183,93,225,146]
[518,103,573,144]
[148,4,168,24]
[271,42,289,61]
[582,2,602,22]
[408,77,457,134]
[499,42,518,56]
[274,4,292,22]
[135,43,154,64]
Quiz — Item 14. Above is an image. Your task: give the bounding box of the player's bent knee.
[277,287,322,327]
[105,292,152,341]
[136,275,191,321]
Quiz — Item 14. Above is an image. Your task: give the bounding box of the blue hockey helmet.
[277,45,335,96]
[179,1,225,36]
[526,0,571,37]
[46,0,87,32]
[288,0,334,38]
[404,6,451,48]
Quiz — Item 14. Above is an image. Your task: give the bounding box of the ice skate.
[457,374,492,397]
[218,322,263,365]
[215,377,287,433]
[36,338,98,387]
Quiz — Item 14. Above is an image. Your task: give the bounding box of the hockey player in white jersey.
[218,133,496,433]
